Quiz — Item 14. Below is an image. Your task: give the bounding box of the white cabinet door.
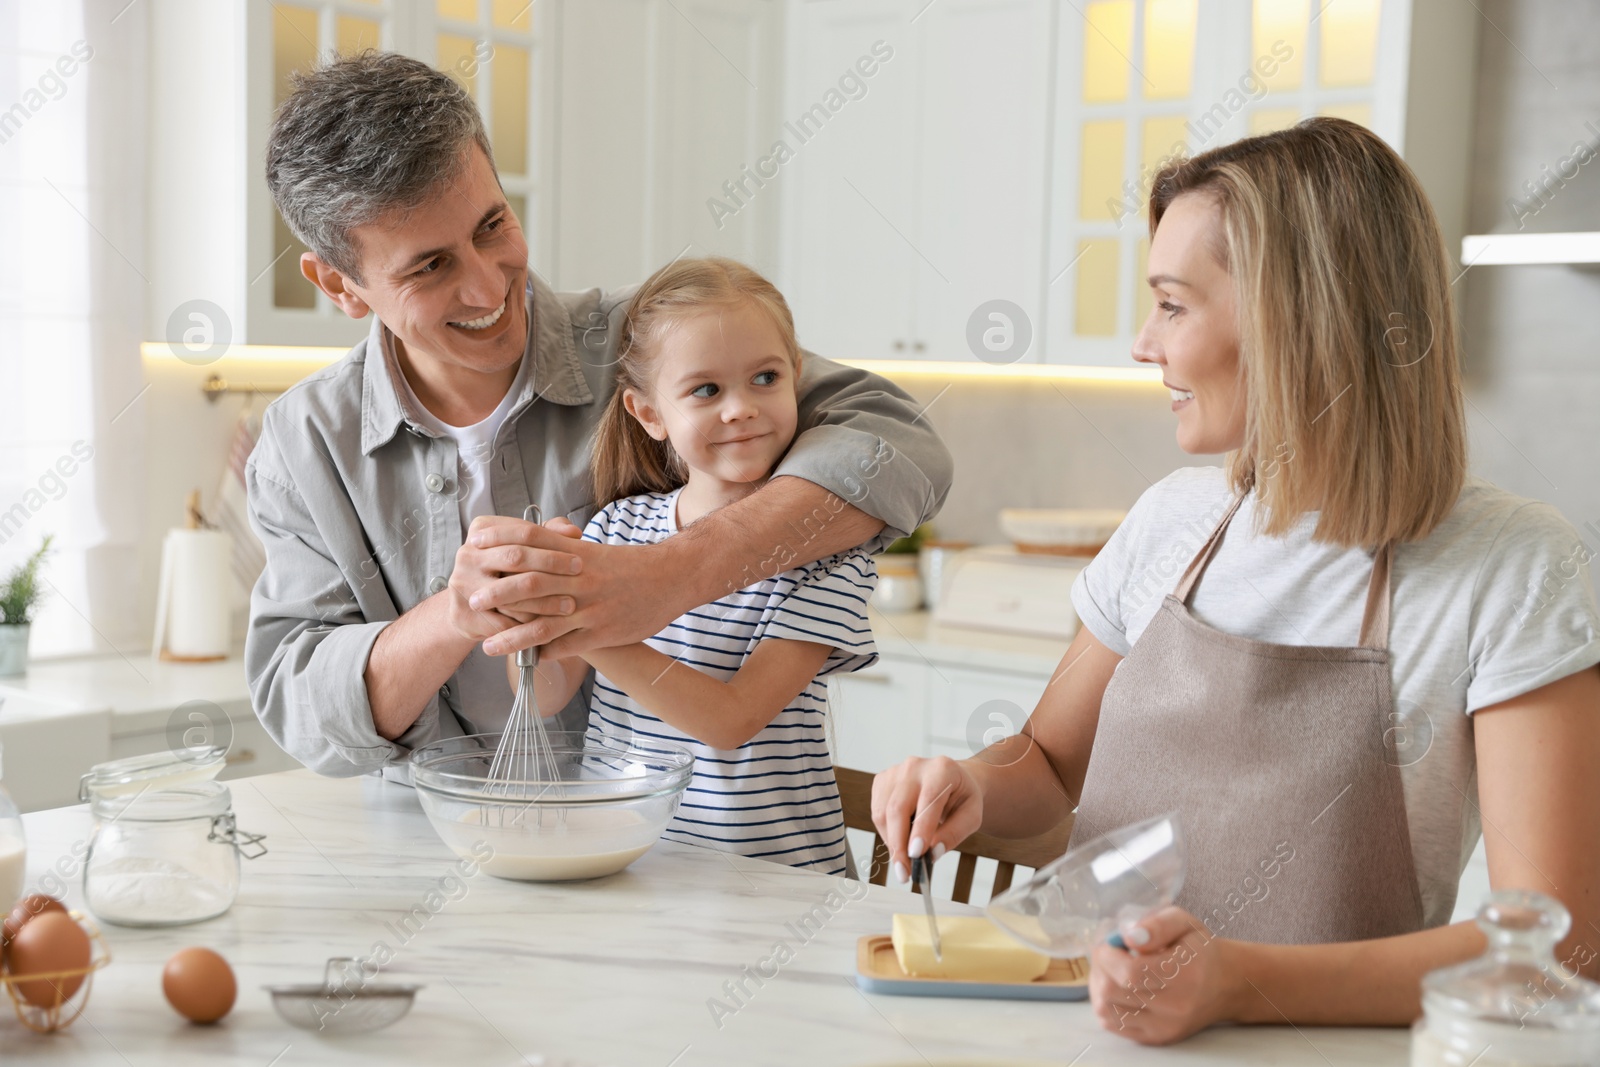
[784,0,1052,364]
[827,655,928,773]
[926,665,1050,757]
[911,0,1054,363]
[781,1,919,361]
[0,696,111,814]
[109,707,301,783]
[553,0,784,291]
[651,0,785,276]
[553,0,658,289]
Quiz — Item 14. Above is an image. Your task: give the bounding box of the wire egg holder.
[0,911,112,1034]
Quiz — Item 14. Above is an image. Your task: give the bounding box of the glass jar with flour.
[1412,890,1600,1067]
[79,748,266,927]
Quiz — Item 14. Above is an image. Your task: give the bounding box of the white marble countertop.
[8,769,1411,1066]
[867,609,1071,677]
[0,645,251,734]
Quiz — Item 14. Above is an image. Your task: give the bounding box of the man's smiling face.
[306,145,530,379]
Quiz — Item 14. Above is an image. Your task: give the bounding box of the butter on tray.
[890,914,1051,981]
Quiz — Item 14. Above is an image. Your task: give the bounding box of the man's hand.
[448,514,583,642]
[469,477,888,660]
[467,519,686,659]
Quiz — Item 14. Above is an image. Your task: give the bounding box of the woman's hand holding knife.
[869,755,985,886]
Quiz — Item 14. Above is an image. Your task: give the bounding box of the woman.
[871,118,1600,1044]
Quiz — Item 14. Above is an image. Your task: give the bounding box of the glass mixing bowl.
[410,732,693,882]
[985,812,1186,958]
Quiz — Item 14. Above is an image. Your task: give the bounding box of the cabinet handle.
[846,672,894,685]
[913,340,926,351]
[892,340,906,351]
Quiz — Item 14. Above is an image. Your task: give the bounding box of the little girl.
[509,257,878,874]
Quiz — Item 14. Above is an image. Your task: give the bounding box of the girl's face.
[624,300,800,491]
[1132,193,1246,455]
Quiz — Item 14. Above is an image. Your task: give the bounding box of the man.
[245,52,951,778]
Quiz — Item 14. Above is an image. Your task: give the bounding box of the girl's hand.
[1089,906,1240,1045]
[869,756,984,886]
[541,516,585,539]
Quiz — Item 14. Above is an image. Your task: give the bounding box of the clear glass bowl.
[985,811,1185,958]
[410,732,694,882]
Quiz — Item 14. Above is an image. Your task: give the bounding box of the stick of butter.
[890,914,1051,981]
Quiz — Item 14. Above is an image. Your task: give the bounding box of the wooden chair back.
[834,765,1074,904]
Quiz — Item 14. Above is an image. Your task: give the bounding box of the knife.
[912,852,941,962]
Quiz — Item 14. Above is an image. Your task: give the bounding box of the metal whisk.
[485,505,565,827]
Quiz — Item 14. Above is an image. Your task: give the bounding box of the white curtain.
[0,0,146,656]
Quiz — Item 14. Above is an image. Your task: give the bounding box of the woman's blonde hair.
[1149,117,1465,547]
[591,256,801,505]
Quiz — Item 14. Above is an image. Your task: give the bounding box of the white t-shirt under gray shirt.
[1070,466,1600,929]
[393,335,533,532]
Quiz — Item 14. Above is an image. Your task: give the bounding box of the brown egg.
[2,894,68,954]
[6,911,91,1008]
[162,947,236,1024]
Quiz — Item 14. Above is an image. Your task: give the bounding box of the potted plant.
[0,535,53,677]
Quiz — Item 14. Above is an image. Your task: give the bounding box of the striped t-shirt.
[582,488,878,874]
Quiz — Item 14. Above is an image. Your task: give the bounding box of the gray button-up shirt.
[245,274,952,778]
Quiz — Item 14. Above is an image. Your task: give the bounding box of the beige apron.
[1068,492,1425,944]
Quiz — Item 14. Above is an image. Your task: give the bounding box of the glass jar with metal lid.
[80,746,266,927]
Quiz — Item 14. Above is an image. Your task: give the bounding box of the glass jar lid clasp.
[208,811,268,859]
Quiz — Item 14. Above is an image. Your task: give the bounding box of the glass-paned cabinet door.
[1048,0,1200,366]
[423,0,541,256]
[1046,0,1395,367]
[266,1,395,316]
[1245,0,1382,135]
[246,0,544,346]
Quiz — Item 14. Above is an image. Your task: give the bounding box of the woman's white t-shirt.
[1070,466,1600,928]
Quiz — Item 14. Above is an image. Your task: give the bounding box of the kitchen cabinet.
[550,0,785,289]
[107,698,298,784]
[1045,0,1478,367]
[830,611,1069,776]
[831,653,1051,772]
[828,643,1058,902]
[928,664,1050,759]
[780,0,1055,363]
[1459,231,1600,266]
[0,650,300,813]
[170,0,561,348]
[147,0,782,348]
[0,694,111,813]
[828,653,929,773]
[782,0,1479,368]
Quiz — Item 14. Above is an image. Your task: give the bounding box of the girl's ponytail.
[591,380,683,505]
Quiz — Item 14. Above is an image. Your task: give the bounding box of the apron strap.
[1174,493,1396,651]
[1172,492,1248,604]
[1358,542,1394,650]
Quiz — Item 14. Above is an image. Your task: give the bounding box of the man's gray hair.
[265,51,495,283]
